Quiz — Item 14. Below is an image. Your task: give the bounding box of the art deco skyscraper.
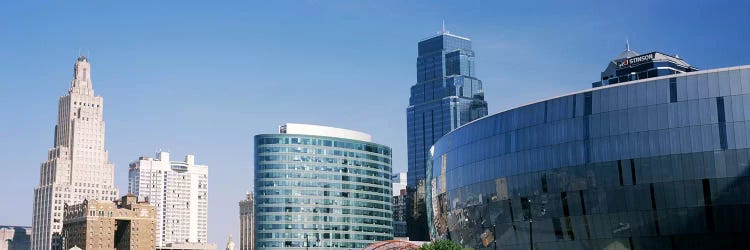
[405,27,488,240]
[31,56,120,250]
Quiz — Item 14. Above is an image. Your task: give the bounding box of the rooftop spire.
[438,20,450,35]
[625,38,630,51]
[612,38,639,60]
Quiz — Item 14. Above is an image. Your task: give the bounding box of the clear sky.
[1,0,749,246]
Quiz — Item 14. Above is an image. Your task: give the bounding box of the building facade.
[391,173,407,237]
[32,56,120,250]
[0,226,31,250]
[62,195,156,250]
[239,192,255,250]
[595,42,699,87]
[254,123,393,249]
[406,28,488,240]
[428,64,750,249]
[392,173,407,196]
[128,152,209,248]
[392,194,407,238]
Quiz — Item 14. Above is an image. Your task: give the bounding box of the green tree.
[419,239,473,250]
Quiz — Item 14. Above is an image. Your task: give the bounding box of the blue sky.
[1,0,749,246]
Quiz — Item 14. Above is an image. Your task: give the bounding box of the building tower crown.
[612,40,639,61]
[70,55,93,95]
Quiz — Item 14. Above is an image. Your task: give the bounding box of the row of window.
[257,164,390,179]
[257,146,390,162]
[256,223,391,234]
[257,154,391,172]
[256,180,390,195]
[256,188,390,202]
[256,215,391,225]
[257,171,390,186]
[256,197,390,210]
[256,137,390,155]
[257,206,390,217]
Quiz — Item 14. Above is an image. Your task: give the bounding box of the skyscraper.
[31,56,120,250]
[254,123,393,249]
[128,152,210,249]
[405,27,487,240]
[238,192,254,250]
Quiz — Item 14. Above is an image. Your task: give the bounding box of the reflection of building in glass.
[428,56,750,248]
[407,27,488,241]
[62,195,156,250]
[254,124,393,249]
[0,226,31,250]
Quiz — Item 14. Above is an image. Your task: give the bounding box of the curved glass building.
[254,123,393,249]
[428,64,750,249]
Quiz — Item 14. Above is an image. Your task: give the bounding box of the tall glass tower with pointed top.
[405,28,488,240]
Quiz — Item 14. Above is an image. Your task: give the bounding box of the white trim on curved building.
[279,123,372,142]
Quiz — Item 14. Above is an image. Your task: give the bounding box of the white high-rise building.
[31,56,120,250]
[129,152,210,249]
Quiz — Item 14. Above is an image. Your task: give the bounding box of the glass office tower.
[594,42,699,88]
[406,30,488,240]
[428,65,750,249]
[254,124,393,249]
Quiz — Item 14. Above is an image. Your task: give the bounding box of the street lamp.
[522,198,547,250]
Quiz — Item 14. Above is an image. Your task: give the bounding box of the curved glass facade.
[254,134,393,249]
[429,66,750,249]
